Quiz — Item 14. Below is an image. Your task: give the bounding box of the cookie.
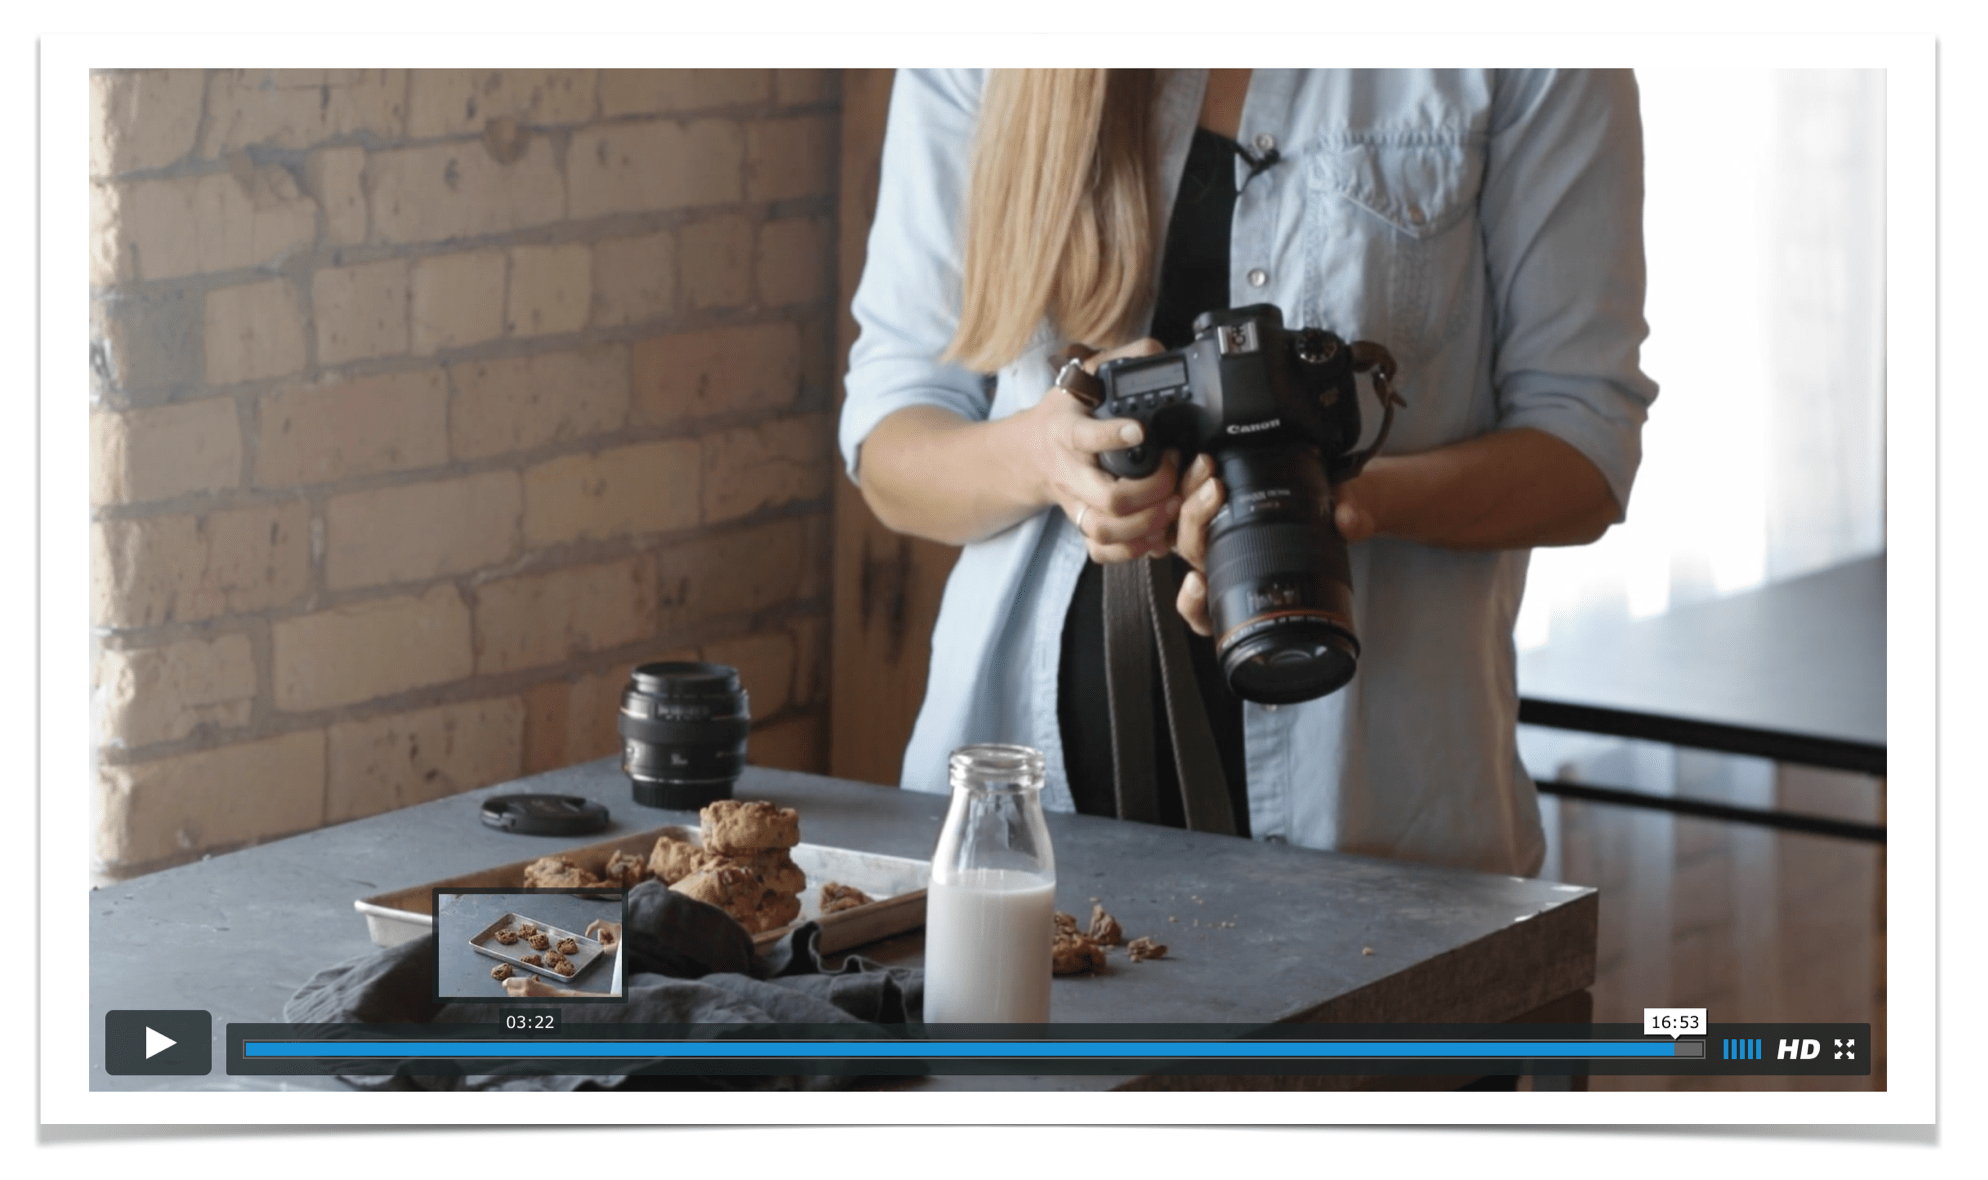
[519,923,537,936]
[557,937,578,955]
[1126,936,1167,962]
[554,959,576,976]
[699,800,800,856]
[746,890,803,934]
[1053,931,1108,975]
[745,848,807,896]
[521,953,544,966]
[523,855,603,889]
[602,849,648,889]
[528,932,550,950]
[1088,904,1124,947]
[494,928,520,945]
[671,864,764,913]
[649,835,717,885]
[820,881,872,914]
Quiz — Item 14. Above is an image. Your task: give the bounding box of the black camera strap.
[1102,559,1237,835]
[1102,560,1159,825]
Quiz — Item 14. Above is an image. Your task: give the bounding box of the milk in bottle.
[922,745,1056,1024]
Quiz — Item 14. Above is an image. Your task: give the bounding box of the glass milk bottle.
[922,744,1056,1024]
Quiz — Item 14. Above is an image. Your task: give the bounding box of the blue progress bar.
[244,1040,1688,1060]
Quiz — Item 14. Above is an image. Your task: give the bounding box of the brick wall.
[88,69,841,876]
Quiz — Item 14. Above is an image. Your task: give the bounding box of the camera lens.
[617,661,750,810]
[1204,448,1361,704]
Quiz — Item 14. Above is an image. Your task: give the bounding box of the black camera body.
[1090,304,1401,705]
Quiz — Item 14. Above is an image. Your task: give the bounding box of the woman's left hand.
[1173,457,1381,637]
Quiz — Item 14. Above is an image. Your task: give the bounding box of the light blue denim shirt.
[840,69,1657,876]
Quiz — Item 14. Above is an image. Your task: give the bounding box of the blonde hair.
[945,69,1162,373]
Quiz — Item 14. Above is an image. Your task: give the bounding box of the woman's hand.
[585,919,622,949]
[503,973,569,998]
[1026,338,1183,564]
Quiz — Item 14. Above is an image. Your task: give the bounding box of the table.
[90,759,1597,1092]
[1517,554,1886,842]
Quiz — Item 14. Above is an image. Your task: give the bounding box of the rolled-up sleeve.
[1480,68,1660,518]
[839,69,994,483]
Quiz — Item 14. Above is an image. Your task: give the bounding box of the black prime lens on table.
[617,661,750,810]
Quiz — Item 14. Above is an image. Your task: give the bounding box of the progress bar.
[243,1039,1705,1060]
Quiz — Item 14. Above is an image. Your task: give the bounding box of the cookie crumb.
[1127,937,1167,962]
[1361,946,1374,956]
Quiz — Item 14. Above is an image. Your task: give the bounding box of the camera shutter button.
[1247,268,1269,288]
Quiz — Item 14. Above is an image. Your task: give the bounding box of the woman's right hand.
[1025,339,1182,564]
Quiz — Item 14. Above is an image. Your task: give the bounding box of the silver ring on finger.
[1073,505,1089,534]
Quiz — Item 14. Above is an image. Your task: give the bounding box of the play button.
[144,1026,176,1058]
[105,1010,211,1075]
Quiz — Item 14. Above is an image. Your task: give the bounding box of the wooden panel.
[829,69,962,786]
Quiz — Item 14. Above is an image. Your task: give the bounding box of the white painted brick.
[699,413,835,523]
[567,119,742,220]
[204,279,306,385]
[199,69,407,157]
[630,322,800,425]
[91,69,205,176]
[96,731,325,867]
[505,243,591,337]
[407,69,596,137]
[90,180,121,286]
[411,249,506,356]
[473,558,657,675]
[91,500,312,627]
[746,114,836,203]
[326,697,525,822]
[91,397,242,505]
[307,145,369,246]
[522,440,700,547]
[680,214,752,311]
[325,471,520,590]
[772,69,834,108]
[600,69,769,116]
[256,368,449,487]
[95,633,256,747]
[369,135,564,244]
[313,258,410,366]
[447,347,628,461]
[755,215,833,306]
[590,231,675,328]
[124,165,319,282]
[272,586,474,712]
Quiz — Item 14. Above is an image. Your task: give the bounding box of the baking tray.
[467,912,606,984]
[356,824,931,956]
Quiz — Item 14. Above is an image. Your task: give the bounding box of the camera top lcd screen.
[1114,359,1189,398]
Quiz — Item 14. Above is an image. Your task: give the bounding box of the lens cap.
[479,794,611,836]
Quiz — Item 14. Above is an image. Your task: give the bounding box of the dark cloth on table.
[285,880,922,1091]
[1060,125,1251,835]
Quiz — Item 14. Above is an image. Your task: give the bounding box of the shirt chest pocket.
[1300,134,1486,363]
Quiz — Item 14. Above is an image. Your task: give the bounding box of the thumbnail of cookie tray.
[356,824,931,956]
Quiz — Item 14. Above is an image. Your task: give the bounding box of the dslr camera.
[1078,304,1402,705]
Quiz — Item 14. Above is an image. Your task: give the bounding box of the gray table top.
[1517,553,1887,768]
[90,759,1597,1092]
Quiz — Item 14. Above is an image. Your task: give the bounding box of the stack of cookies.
[649,800,807,934]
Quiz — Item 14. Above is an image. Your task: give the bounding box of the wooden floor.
[1526,731,1886,1091]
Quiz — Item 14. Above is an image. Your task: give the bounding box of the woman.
[839,69,1657,876]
